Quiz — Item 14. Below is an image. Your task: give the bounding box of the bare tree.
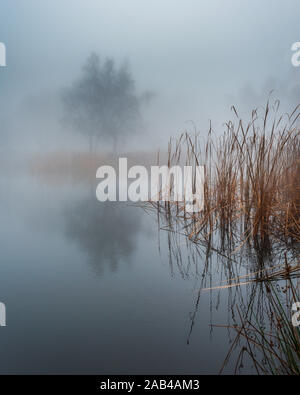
[62,53,141,152]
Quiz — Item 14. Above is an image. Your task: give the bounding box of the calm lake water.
[0,166,252,374]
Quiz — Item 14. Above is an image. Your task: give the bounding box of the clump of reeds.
[146,100,300,374]
[151,100,300,257]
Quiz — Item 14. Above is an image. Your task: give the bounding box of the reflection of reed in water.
[154,211,300,373]
[214,273,300,375]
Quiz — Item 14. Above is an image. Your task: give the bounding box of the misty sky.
[1,0,300,150]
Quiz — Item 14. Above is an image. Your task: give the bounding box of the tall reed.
[151,101,300,257]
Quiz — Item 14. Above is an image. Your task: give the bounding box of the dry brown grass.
[150,100,300,257]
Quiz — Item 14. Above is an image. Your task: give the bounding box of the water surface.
[0,169,248,374]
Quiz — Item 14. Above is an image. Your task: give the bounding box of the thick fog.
[1,0,300,153]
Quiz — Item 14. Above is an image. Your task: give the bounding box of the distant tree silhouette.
[62,53,141,152]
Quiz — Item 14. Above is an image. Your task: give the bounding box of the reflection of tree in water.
[64,197,143,274]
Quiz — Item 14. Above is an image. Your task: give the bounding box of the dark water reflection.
[0,171,256,374]
[64,199,143,274]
